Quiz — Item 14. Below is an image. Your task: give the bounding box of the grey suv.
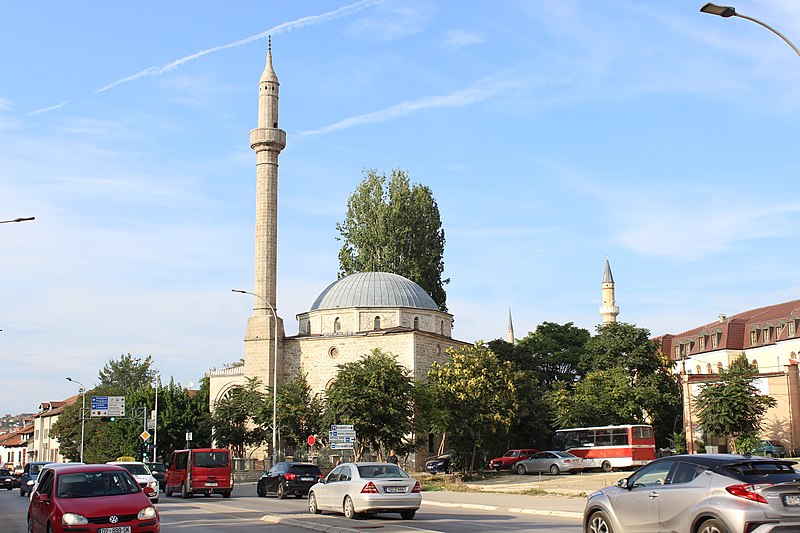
[584,454,800,533]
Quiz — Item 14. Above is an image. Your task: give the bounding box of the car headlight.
[138,506,157,520]
[148,480,158,490]
[62,513,89,526]
[26,480,34,486]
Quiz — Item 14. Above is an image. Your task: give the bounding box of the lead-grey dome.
[310,272,438,311]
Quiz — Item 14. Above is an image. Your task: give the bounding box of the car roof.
[107,461,145,465]
[51,464,129,475]
[337,462,404,467]
[651,453,796,468]
[42,463,85,470]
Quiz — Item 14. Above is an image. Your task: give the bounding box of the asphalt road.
[1,484,583,532]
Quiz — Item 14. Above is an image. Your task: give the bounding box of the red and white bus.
[553,424,655,472]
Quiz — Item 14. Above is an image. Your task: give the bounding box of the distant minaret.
[507,308,515,345]
[599,258,619,324]
[244,37,287,381]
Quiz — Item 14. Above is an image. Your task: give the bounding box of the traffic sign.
[331,442,354,450]
[331,424,354,431]
[307,435,316,446]
[331,430,356,437]
[108,396,125,417]
[91,396,109,417]
[140,431,151,441]
[330,436,354,443]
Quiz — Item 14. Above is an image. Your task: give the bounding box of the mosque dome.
[310,272,438,311]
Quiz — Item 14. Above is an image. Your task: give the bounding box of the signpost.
[330,424,357,450]
[90,396,109,417]
[90,396,126,418]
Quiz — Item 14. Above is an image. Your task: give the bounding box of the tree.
[336,168,448,310]
[268,373,325,452]
[694,355,776,452]
[513,322,591,385]
[426,343,522,470]
[211,377,269,458]
[323,349,416,459]
[98,353,157,393]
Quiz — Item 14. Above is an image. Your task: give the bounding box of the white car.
[28,463,82,499]
[107,461,159,503]
[308,462,421,520]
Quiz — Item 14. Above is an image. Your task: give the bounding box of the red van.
[165,448,232,498]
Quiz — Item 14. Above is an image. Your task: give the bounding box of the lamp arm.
[735,13,800,58]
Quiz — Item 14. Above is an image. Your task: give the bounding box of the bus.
[553,424,655,472]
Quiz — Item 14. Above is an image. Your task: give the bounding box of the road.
[0,484,583,532]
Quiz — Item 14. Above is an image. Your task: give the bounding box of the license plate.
[385,486,405,493]
[300,477,315,481]
[205,482,218,486]
[99,527,131,533]
[784,495,800,506]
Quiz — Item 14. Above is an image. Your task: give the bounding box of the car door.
[333,465,353,510]
[608,460,675,533]
[265,463,282,494]
[657,462,712,532]
[29,469,55,532]
[528,452,549,473]
[316,466,342,509]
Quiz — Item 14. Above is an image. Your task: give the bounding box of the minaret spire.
[599,258,619,324]
[507,308,515,345]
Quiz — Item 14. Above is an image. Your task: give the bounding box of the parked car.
[425,452,454,474]
[145,462,166,490]
[30,463,85,499]
[308,462,421,520]
[107,461,159,503]
[515,451,584,475]
[583,454,800,533]
[257,461,323,499]
[20,461,52,497]
[488,449,538,471]
[0,468,14,490]
[27,463,158,533]
[755,439,787,458]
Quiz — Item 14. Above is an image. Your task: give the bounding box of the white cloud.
[442,29,484,48]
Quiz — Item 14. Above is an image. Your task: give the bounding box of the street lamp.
[232,288,279,467]
[65,377,85,462]
[153,373,160,462]
[700,3,800,58]
[0,217,35,224]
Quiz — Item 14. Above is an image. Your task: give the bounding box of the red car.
[488,449,539,470]
[27,463,159,533]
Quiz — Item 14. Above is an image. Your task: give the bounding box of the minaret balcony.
[249,128,286,150]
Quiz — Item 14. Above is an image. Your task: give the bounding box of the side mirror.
[33,492,50,503]
[617,478,630,490]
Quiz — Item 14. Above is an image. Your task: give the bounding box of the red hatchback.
[488,449,539,470]
[27,464,159,533]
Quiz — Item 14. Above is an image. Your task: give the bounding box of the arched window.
[374,316,381,330]
[717,362,724,372]
[696,365,702,374]
[752,359,758,370]
[413,317,419,330]
[706,363,713,374]
[334,317,341,333]
[440,320,444,333]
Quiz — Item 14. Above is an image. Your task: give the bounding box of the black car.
[257,462,322,499]
[0,469,13,490]
[425,452,454,474]
[145,461,166,490]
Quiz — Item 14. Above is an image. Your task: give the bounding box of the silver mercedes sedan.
[515,451,584,475]
[308,462,421,520]
[584,454,800,533]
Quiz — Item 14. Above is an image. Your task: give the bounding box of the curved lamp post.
[65,377,85,462]
[700,3,800,58]
[0,217,35,224]
[232,289,279,467]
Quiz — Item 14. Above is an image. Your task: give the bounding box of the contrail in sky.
[27,101,71,116]
[95,0,382,93]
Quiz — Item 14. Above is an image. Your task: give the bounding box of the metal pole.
[153,376,159,462]
[66,377,85,462]
[700,3,800,58]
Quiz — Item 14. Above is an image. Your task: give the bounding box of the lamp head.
[700,3,737,18]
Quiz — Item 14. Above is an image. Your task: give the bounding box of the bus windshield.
[193,451,229,468]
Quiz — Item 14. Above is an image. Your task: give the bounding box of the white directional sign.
[331,442,354,450]
[331,430,356,438]
[330,436,355,443]
[91,396,109,417]
[108,396,125,417]
[331,424,354,431]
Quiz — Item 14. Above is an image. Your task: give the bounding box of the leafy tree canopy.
[212,377,269,458]
[268,373,325,451]
[514,321,591,384]
[336,168,448,310]
[98,353,157,394]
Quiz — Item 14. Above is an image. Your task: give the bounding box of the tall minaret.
[599,258,619,324]
[244,37,286,381]
[507,308,515,345]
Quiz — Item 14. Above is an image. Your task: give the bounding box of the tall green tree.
[694,355,776,452]
[426,343,522,470]
[267,373,325,452]
[514,322,591,385]
[336,168,448,310]
[211,377,269,458]
[98,353,157,393]
[323,349,416,459]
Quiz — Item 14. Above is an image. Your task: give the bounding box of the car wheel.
[20,487,25,497]
[181,482,191,499]
[47,523,54,533]
[550,464,560,475]
[152,497,159,504]
[26,516,33,533]
[308,492,321,514]
[601,461,612,472]
[222,491,231,498]
[165,484,173,497]
[257,484,265,497]
[766,452,774,458]
[516,464,527,475]
[343,495,359,519]
[203,492,211,497]
[400,510,416,520]
[587,510,614,533]
[698,518,729,533]
[277,483,287,499]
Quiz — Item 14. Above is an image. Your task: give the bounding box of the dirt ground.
[463,470,627,496]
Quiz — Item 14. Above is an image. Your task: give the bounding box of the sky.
[2,0,800,416]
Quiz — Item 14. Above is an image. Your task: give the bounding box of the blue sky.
[2,1,799,415]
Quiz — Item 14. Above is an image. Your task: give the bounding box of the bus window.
[611,429,628,446]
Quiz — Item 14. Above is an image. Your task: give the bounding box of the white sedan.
[308,462,421,519]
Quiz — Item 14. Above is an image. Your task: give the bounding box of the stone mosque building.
[206,43,466,464]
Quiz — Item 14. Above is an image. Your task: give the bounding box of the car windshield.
[0,469,9,476]
[289,465,321,476]
[555,452,575,458]
[723,461,800,483]
[119,464,150,476]
[358,465,409,479]
[57,471,140,498]
[505,451,519,457]
[194,452,229,468]
[146,463,165,473]
[30,464,46,475]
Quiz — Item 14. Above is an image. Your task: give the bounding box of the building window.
[790,321,796,337]
[763,328,770,344]
[334,317,341,333]
[750,330,758,345]
[778,324,785,338]
[699,337,705,351]
[440,320,444,334]
[706,363,713,374]
[717,362,724,372]
[675,347,680,358]
[712,334,719,349]
[328,346,339,359]
[752,359,759,370]
[306,322,311,335]
[413,317,419,330]
[374,316,381,330]
[695,365,702,374]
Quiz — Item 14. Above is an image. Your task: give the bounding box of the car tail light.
[564,460,571,463]
[361,481,379,494]
[411,481,421,493]
[284,473,295,481]
[726,483,771,503]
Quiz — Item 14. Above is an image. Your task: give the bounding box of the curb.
[423,500,582,519]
